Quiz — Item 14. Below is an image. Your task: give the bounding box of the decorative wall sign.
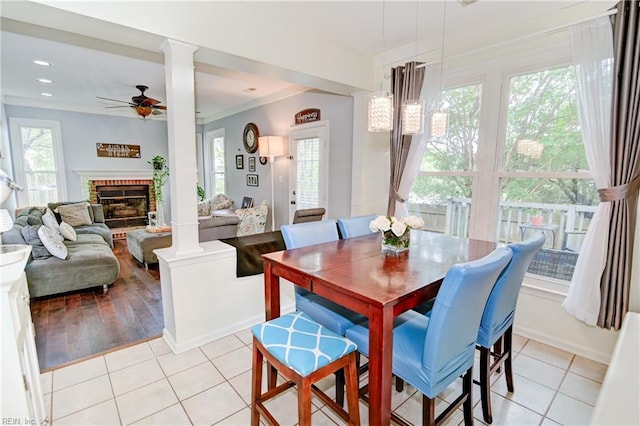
[96,143,141,158]
[236,154,244,169]
[294,108,321,125]
[248,156,256,172]
[247,174,259,187]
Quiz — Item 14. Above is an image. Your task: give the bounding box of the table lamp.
[258,136,284,231]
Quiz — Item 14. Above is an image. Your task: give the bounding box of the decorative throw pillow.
[59,221,77,241]
[235,201,268,236]
[38,225,68,260]
[42,208,63,241]
[210,193,234,211]
[198,200,212,217]
[20,225,52,260]
[55,202,92,227]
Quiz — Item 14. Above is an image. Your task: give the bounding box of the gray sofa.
[3,206,120,298]
[126,215,240,267]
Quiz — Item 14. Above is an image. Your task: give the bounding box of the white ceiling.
[0,1,616,123]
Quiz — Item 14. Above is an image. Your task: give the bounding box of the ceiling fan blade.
[96,96,133,104]
[105,105,133,109]
[151,109,163,115]
[140,97,161,106]
[152,105,167,110]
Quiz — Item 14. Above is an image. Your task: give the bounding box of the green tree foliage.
[412,65,597,207]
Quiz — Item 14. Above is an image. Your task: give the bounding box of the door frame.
[288,120,330,223]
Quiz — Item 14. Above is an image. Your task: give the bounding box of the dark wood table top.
[262,230,497,310]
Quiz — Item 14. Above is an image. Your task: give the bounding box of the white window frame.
[413,35,592,292]
[9,118,67,207]
[203,128,226,198]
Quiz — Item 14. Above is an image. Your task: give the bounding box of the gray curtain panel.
[387,61,425,216]
[599,0,640,330]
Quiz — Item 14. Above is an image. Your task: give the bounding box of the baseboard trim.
[514,324,611,364]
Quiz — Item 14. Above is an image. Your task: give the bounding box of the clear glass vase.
[381,232,410,254]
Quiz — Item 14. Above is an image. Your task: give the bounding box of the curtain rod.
[405,7,618,69]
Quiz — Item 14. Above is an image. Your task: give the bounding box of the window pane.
[214,173,225,194]
[296,138,320,209]
[213,137,225,173]
[423,83,481,172]
[25,172,57,206]
[499,177,597,281]
[504,67,588,173]
[21,127,55,172]
[408,176,472,237]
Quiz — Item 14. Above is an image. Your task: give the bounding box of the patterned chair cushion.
[210,193,234,211]
[252,311,356,377]
[197,200,212,216]
[235,200,268,236]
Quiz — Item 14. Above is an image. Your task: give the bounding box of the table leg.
[367,306,394,425]
[264,261,280,389]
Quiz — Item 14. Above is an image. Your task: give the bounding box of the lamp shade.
[258,136,284,158]
[401,99,425,135]
[368,91,394,132]
[0,209,13,233]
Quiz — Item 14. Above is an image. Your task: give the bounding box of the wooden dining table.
[261,230,496,425]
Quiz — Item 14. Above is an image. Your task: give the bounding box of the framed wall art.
[147,211,158,227]
[247,174,259,187]
[248,156,256,172]
[236,154,244,169]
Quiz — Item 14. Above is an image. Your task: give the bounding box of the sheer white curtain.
[395,63,444,217]
[562,17,613,325]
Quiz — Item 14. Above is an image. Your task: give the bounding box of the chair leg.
[479,346,493,424]
[298,380,313,426]
[422,394,436,426]
[462,368,473,426]
[494,336,503,373]
[251,343,264,426]
[335,369,345,407]
[504,326,514,392]
[396,376,405,392]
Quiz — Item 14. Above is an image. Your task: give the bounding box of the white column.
[160,39,202,257]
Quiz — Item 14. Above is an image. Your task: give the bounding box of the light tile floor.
[42,329,607,425]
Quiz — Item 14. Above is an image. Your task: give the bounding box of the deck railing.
[407,198,597,281]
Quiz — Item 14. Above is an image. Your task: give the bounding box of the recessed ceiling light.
[243,88,257,93]
[33,60,52,67]
[40,92,53,97]
[37,78,53,84]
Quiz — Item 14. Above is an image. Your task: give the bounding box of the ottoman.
[126,229,172,268]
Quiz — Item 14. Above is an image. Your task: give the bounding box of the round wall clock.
[243,123,259,154]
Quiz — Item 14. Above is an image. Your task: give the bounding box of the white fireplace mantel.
[73,169,153,181]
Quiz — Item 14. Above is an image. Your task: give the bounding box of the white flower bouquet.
[369,215,425,253]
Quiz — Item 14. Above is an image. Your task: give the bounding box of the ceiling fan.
[97,85,167,119]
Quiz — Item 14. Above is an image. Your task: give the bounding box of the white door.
[288,121,329,222]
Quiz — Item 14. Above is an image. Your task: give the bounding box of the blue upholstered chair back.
[477,233,546,348]
[281,220,340,297]
[421,247,512,393]
[337,214,378,238]
[281,220,339,249]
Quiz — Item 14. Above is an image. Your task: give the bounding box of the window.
[410,56,594,284]
[9,118,66,207]
[204,128,226,196]
[409,83,482,236]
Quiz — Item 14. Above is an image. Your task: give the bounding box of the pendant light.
[429,0,449,139]
[368,0,393,132]
[401,0,425,135]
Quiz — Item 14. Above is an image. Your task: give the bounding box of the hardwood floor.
[30,238,163,372]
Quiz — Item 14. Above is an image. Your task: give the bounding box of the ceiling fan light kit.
[97,84,167,119]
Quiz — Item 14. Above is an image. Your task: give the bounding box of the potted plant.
[197,184,205,202]
[148,155,169,226]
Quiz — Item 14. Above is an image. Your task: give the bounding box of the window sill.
[521,273,568,303]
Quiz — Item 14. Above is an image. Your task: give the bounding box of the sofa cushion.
[74,223,113,248]
[55,202,92,226]
[211,193,234,211]
[38,224,68,260]
[198,200,212,216]
[21,225,51,260]
[235,200,268,236]
[27,208,44,226]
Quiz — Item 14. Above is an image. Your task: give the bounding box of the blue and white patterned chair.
[251,311,360,425]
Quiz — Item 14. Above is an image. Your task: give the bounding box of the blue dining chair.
[346,247,512,426]
[280,219,366,406]
[477,232,545,424]
[337,214,377,238]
